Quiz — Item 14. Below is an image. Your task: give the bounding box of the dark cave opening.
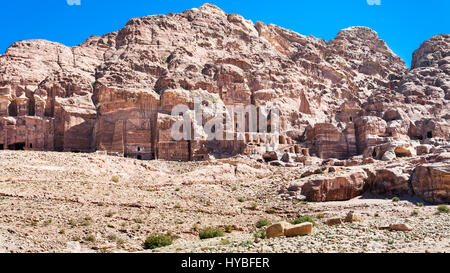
[8,142,25,150]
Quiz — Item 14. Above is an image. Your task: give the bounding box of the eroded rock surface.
[0,4,449,203]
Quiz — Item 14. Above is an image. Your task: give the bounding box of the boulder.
[394,144,416,157]
[411,163,450,203]
[263,151,279,162]
[344,211,363,223]
[269,160,285,167]
[292,169,368,202]
[266,221,291,239]
[294,156,323,166]
[416,144,433,155]
[381,151,396,161]
[379,224,413,232]
[365,167,413,196]
[284,222,313,237]
[281,152,293,163]
[325,211,362,226]
[326,218,344,226]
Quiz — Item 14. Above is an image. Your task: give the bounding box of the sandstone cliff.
[0,3,448,163]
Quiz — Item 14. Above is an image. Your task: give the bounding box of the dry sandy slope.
[0,151,448,253]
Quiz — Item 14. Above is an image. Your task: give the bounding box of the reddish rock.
[365,167,413,196]
[289,169,367,202]
[0,4,447,168]
[284,222,313,237]
[412,162,450,203]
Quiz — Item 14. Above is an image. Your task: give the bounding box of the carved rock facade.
[0,4,448,163]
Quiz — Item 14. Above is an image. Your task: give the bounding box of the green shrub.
[255,218,271,229]
[437,204,449,214]
[237,197,245,202]
[290,216,316,226]
[265,208,276,214]
[392,197,400,202]
[111,176,119,183]
[254,229,267,240]
[249,202,258,210]
[199,227,224,240]
[84,234,96,243]
[220,238,231,245]
[143,234,173,249]
[416,202,424,207]
[224,225,232,233]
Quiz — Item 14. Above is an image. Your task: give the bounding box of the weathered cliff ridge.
[0,4,449,203]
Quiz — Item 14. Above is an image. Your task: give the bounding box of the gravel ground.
[0,151,448,253]
[152,201,450,253]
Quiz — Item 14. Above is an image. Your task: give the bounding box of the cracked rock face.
[0,4,448,177]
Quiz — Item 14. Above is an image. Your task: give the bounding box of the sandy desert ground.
[0,150,448,253]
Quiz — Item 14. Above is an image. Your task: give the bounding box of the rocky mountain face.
[0,4,448,202]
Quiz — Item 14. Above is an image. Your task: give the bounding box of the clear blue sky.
[1,0,449,67]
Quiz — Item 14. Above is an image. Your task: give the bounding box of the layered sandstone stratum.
[0,4,449,201]
[0,3,449,253]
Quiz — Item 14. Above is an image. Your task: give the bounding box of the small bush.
[249,202,258,210]
[84,234,96,243]
[392,197,400,202]
[111,176,119,183]
[107,234,118,241]
[175,187,181,192]
[255,218,271,229]
[265,208,276,214]
[199,227,224,240]
[411,210,419,216]
[290,216,316,226]
[232,186,238,191]
[437,204,449,214]
[240,241,254,247]
[416,202,424,207]
[192,224,199,232]
[237,197,245,203]
[79,216,92,227]
[224,225,232,233]
[220,239,231,245]
[254,229,267,240]
[143,234,173,250]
